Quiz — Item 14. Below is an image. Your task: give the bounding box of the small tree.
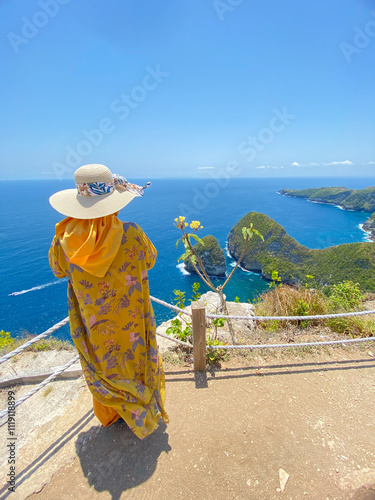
[174,217,264,344]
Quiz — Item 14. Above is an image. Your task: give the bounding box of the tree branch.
[221,236,250,290]
[183,234,215,289]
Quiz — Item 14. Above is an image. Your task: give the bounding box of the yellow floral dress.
[49,218,168,439]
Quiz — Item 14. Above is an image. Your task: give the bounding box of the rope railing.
[0,294,374,415]
[150,295,192,317]
[0,316,70,365]
[156,331,192,348]
[0,355,79,421]
[0,295,189,365]
[2,299,373,366]
[207,337,375,350]
[206,309,375,321]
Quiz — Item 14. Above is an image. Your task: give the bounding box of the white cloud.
[291,161,301,167]
[198,166,215,170]
[309,162,320,167]
[256,165,283,169]
[323,160,353,166]
[366,161,375,165]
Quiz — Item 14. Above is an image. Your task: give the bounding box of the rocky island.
[227,212,375,291]
[184,235,226,277]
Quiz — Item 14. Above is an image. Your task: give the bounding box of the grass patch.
[254,281,375,339]
[162,348,186,367]
[254,285,328,328]
[0,332,74,357]
[43,386,53,397]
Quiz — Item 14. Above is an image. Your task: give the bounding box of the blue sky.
[1,0,374,180]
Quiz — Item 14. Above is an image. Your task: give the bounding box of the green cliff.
[184,235,226,277]
[278,186,375,212]
[227,212,375,291]
[363,212,375,240]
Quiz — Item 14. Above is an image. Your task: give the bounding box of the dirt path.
[1,350,374,500]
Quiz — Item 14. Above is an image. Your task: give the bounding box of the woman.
[48,164,168,439]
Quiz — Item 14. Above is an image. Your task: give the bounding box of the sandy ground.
[0,347,375,500]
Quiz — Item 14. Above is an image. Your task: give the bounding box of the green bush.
[328,281,363,311]
[327,316,375,337]
[326,281,375,336]
[0,330,14,350]
[206,338,229,365]
[166,318,191,343]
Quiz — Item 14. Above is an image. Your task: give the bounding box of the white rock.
[279,468,290,491]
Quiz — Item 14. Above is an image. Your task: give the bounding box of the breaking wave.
[176,263,190,276]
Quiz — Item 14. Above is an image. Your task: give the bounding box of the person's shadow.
[75,419,171,499]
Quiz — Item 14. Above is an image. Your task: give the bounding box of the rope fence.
[150,295,192,317]
[0,316,70,366]
[207,337,375,350]
[0,355,79,422]
[1,295,374,418]
[156,331,192,348]
[207,309,375,321]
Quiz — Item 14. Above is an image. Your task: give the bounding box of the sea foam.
[176,263,190,275]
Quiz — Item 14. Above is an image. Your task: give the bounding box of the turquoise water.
[0,176,373,341]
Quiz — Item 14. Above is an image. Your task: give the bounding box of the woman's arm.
[48,237,67,278]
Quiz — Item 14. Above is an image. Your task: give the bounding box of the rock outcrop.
[184,235,226,277]
[363,212,375,241]
[227,212,375,291]
[156,291,255,350]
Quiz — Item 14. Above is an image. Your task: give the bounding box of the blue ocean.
[1,177,374,342]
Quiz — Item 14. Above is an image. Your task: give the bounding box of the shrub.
[0,330,14,350]
[326,281,375,336]
[166,318,191,343]
[206,338,229,366]
[327,316,375,337]
[328,281,363,311]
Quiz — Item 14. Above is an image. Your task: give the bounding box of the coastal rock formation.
[278,186,375,212]
[227,212,375,291]
[363,212,375,241]
[156,291,255,348]
[184,235,226,277]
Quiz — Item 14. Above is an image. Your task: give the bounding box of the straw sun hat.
[49,164,150,219]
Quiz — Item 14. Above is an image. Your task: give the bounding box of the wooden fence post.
[191,301,206,371]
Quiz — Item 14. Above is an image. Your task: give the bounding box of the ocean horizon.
[1,176,374,342]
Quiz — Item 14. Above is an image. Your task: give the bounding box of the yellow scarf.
[55,214,123,277]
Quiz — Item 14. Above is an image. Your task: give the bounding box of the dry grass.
[327,315,375,337]
[0,335,74,357]
[43,386,53,397]
[254,285,328,328]
[254,285,375,338]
